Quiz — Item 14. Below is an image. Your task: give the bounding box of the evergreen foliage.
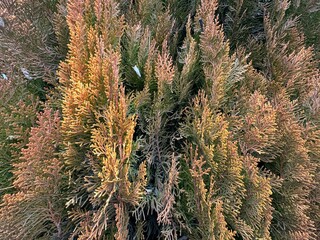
[0,0,319,239]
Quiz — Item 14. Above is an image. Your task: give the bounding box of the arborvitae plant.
[262,4,318,239]
[217,0,320,239]
[0,108,66,239]
[0,0,66,84]
[59,1,146,238]
[0,0,319,239]
[0,80,39,198]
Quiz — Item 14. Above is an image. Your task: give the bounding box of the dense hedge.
[0,0,319,239]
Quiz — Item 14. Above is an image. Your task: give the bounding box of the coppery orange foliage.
[197,0,233,107]
[0,0,319,239]
[0,108,64,239]
[59,0,146,238]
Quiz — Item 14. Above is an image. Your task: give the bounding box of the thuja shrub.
[0,108,66,239]
[0,0,319,239]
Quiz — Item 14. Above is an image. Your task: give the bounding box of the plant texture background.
[0,0,319,239]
